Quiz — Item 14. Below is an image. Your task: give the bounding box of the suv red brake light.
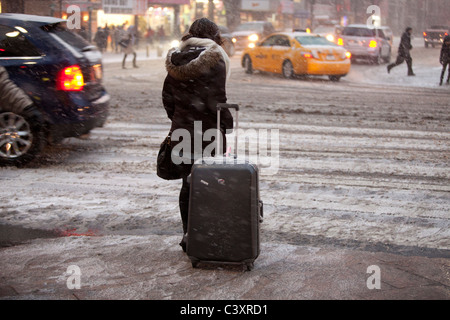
[57,65,85,91]
[369,40,377,48]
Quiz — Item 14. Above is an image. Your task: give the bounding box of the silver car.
[338,24,392,64]
[232,21,275,51]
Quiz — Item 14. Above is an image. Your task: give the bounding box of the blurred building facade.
[295,0,449,35]
[0,0,449,36]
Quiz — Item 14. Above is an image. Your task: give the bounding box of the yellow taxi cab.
[242,32,352,81]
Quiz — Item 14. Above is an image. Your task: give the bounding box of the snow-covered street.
[0,38,449,299]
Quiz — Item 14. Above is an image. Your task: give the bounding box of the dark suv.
[423,25,449,48]
[0,14,110,166]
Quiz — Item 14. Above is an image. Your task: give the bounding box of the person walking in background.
[103,24,110,52]
[120,33,138,69]
[157,26,166,44]
[161,18,233,251]
[110,25,117,53]
[116,25,125,53]
[145,27,154,47]
[94,27,107,53]
[387,27,415,76]
[439,35,450,85]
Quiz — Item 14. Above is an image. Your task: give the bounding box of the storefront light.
[195,0,220,3]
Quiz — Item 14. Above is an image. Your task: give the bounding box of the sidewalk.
[0,233,449,300]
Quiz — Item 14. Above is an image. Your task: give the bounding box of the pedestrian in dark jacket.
[439,35,450,85]
[94,27,107,53]
[387,27,415,76]
[162,18,233,251]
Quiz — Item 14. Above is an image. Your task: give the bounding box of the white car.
[337,24,392,64]
[232,21,275,50]
[314,25,340,43]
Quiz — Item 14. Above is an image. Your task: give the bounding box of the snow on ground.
[0,35,449,259]
[346,38,447,89]
[104,37,449,89]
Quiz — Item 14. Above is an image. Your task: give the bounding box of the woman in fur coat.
[162,18,233,250]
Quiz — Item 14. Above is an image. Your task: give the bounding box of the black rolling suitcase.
[186,103,263,271]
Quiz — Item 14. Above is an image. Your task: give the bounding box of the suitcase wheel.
[246,262,254,271]
[192,261,199,268]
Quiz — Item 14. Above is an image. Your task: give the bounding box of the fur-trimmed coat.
[162,37,233,172]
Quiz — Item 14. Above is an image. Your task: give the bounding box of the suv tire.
[384,49,392,63]
[329,75,342,82]
[373,51,383,65]
[0,105,46,167]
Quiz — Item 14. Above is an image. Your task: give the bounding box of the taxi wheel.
[243,55,253,74]
[282,60,294,79]
[329,75,342,82]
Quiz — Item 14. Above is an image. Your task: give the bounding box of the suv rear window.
[430,26,449,30]
[342,27,376,37]
[42,22,90,51]
[0,25,42,57]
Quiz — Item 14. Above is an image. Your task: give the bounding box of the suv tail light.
[57,65,85,91]
[369,40,378,48]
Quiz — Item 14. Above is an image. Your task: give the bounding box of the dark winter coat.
[398,30,413,57]
[440,36,450,64]
[162,37,233,174]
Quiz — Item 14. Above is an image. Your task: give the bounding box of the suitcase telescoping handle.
[217,103,239,157]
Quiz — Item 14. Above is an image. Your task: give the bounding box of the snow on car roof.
[345,24,391,30]
[275,31,316,37]
[0,13,64,25]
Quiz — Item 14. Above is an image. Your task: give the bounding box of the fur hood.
[165,37,230,81]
